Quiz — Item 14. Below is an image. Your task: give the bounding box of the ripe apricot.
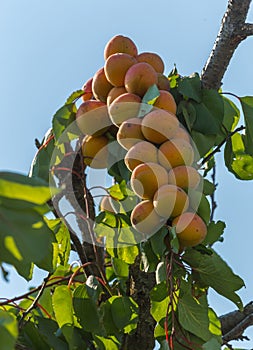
[109,93,141,126]
[124,62,158,97]
[92,67,113,103]
[153,184,189,219]
[157,73,170,91]
[172,212,207,247]
[117,117,145,150]
[141,109,179,144]
[173,127,191,143]
[82,135,109,169]
[153,90,177,114]
[104,53,137,87]
[81,77,93,101]
[104,35,138,60]
[107,86,127,105]
[130,200,166,235]
[168,166,201,189]
[130,162,169,200]
[136,52,165,73]
[99,196,116,213]
[76,100,111,136]
[158,139,195,170]
[124,141,158,171]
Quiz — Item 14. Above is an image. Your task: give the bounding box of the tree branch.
[201,0,252,89]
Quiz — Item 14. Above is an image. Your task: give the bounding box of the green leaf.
[178,294,210,341]
[203,221,226,246]
[36,317,68,350]
[178,73,202,102]
[142,84,160,105]
[109,183,125,200]
[117,245,139,264]
[112,257,129,278]
[110,296,138,333]
[203,179,216,196]
[188,190,211,224]
[94,335,120,350]
[0,310,18,350]
[208,308,222,339]
[65,89,84,104]
[222,96,240,132]
[140,241,159,272]
[156,261,166,284]
[203,337,222,350]
[240,96,253,155]
[149,227,168,259]
[232,154,253,180]
[177,100,196,131]
[183,249,244,309]
[52,103,77,141]
[150,282,170,322]
[191,130,217,158]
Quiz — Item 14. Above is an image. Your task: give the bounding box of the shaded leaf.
[52,103,77,141]
[178,73,202,102]
[203,221,226,246]
[240,96,253,156]
[0,309,18,350]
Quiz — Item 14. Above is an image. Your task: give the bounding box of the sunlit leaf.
[240,96,253,155]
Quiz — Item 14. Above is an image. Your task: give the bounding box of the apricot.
[153,184,189,219]
[141,109,179,144]
[157,73,170,91]
[173,127,191,143]
[117,117,145,150]
[104,53,137,87]
[168,166,201,189]
[124,141,158,171]
[99,196,116,213]
[130,200,166,235]
[153,90,177,114]
[136,52,165,73]
[130,162,169,200]
[81,77,93,101]
[76,100,111,136]
[104,35,138,60]
[81,135,109,169]
[92,67,113,103]
[109,93,141,126]
[107,86,127,105]
[124,62,158,97]
[158,139,195,170]
[172,212,207,247]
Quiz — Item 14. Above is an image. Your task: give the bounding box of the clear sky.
[1,0,253,347]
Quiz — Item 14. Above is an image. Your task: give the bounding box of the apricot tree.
[1,1,253,349]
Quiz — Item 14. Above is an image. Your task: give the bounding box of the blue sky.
[1,0,253,347]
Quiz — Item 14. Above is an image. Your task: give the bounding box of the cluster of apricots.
[75,35,207,249]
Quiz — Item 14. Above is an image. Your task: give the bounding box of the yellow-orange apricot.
[104,53,137,87]
[124,62,158,97]
[157,73,170,91]
[168,166,201,189]
[172,212,207,247]
[130,162,169,200]
[141,109,179,144]
[117,117,145,150]
[104,35,138,60]
[82,135,109,169]
[99,196,116,213]
[81,77,93,101]
[153,90,177,114]
[173,127,191,143]
[124,141,158,171]
[158,139,195,170]
[107,86,127,105]
[153,184,189,219]
[109,93,141,126]
[76,100,111,136]
[130,200,166,235]
[136,52,165,73]
[92,67,114,103]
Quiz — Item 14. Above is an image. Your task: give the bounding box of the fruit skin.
[107,86,127,105]
[136,52,165,73]
[157,73,170,91]
[124,141,158,171]
[168,165,201,190]
[153,184,189,219]
[104,35,138,60]
[153,90,177,114]
[92,67,113,103]
[76,100,111,136]
[158,139,195,170]
[99,196,116,213]
[173,127,191,143]
[141,109,179,144]
[81,77,93,101]
[130,162,169,200]
[117,117,145,150]
[81,135,109,169]
[130,200,166,235]
[109,92,141,126]
[172,212,207,247]
[104,53,137,87]
[124,62,158,97]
